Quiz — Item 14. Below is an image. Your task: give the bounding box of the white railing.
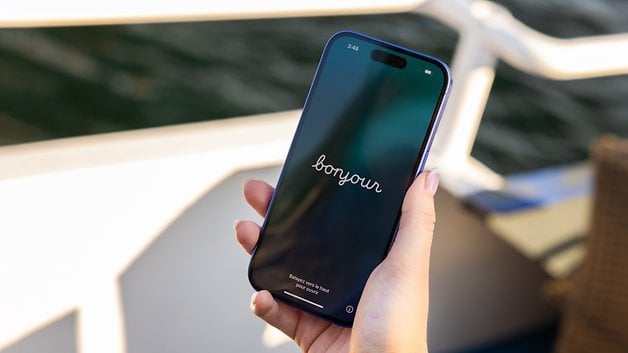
[1,1,628,352]
[415,0,628,195]
[0,111,300,353]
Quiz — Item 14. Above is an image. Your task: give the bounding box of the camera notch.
[370,49,407,69]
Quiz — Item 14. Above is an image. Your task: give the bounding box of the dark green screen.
[248,32,450,326]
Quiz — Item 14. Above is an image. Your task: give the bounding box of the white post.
[419,0,504,195]
[77,280,127,353]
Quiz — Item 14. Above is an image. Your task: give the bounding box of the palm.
[285,309,351,353]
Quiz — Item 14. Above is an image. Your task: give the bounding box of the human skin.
[235,170,439,353]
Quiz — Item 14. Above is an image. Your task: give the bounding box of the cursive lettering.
[311,154,382,193]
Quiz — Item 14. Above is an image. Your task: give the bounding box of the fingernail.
[251,292,258,309]
[425,169,440,196]
[242,178,253,188]
[233,219,243,231]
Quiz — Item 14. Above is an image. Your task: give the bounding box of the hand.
[235,171,440,353]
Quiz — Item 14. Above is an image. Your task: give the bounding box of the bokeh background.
[1,0,627,174]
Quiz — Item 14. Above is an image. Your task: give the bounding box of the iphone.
[248,31,451,326]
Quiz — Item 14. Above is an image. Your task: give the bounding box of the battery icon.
[424,69,432,75]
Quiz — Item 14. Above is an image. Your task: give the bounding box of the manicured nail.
[251,292,258,309]
[425,169,440,196]
[233,219,243,231]
[242,178,253,188]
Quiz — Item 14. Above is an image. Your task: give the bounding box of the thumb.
[351,171,439,352]
[385,170,439,277]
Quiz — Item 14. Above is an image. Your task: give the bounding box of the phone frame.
[248,30,452,327]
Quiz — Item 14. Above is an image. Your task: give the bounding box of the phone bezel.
[248,30,452,327]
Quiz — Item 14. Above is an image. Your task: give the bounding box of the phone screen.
[248,31,451,326]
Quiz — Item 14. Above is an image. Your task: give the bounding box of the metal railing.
[414,0,628,195]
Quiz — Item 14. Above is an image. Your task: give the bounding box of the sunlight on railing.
[0,112,297,352]
[1,0,425,27]
[416,0,628,195]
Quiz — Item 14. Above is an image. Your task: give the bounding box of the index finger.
[243,179,275,217]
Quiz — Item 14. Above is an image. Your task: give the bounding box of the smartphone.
[248,31,451,327]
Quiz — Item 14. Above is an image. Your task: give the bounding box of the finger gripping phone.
[248,31,451,327]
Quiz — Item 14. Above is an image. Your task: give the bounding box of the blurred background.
[1,0,627,352]
[2,0,627,172]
